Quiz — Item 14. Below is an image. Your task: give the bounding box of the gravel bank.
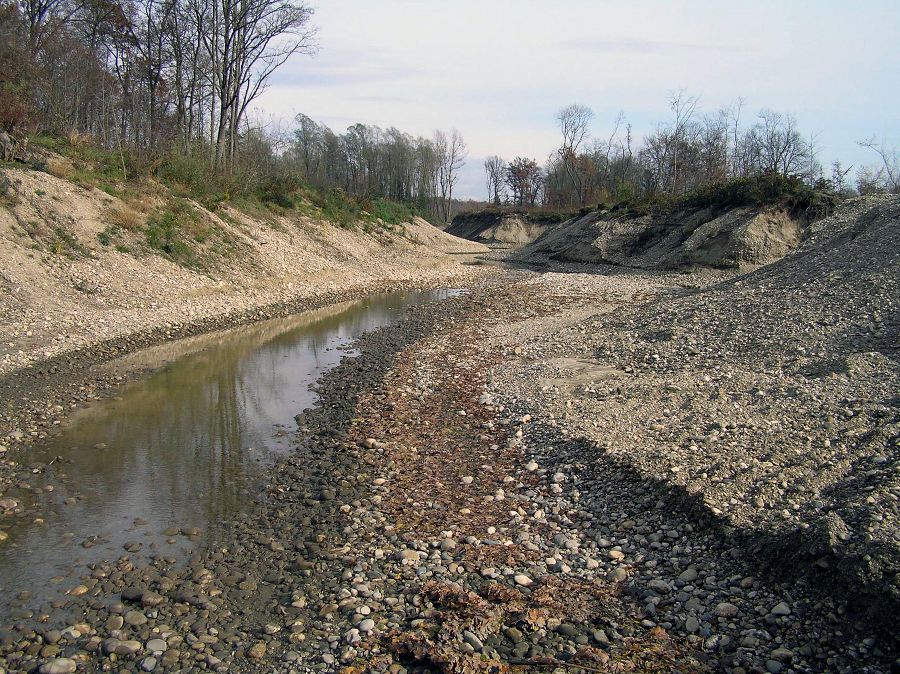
[0,195,895,674]
[487,196,899,672]
[0,165,486,379]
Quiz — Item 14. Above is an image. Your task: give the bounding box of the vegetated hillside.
[0,163,486,376]
[446,209,574,246]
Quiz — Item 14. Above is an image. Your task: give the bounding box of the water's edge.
[0,288,464,613]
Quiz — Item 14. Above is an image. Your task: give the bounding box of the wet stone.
[146,639,167,652]
[770,601,791,616]
[38,658,76,674]
[556,623,579,638]
[124,610,148,626]
[104,639,142,656]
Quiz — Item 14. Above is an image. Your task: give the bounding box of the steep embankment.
[446,210,568,246]
[0,166,487,379]
[520,204,804,269]
[452,202,809,270]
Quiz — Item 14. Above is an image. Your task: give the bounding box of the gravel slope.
[488,195,899,671]
[0,166,486,378]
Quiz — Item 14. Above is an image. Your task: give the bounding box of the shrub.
[255,173,300,208]
[155,152,210,193]
[97,225,118,246]
[674,173,836,219]
[104,204,144,231]
[0,82,31,133]
[145,200,205,267]
[51,225,91,259]
[298,187,361,229]
[366,198,416,226]
[0,172,16,205]
[600,174,836,222]
[44,156,74,180]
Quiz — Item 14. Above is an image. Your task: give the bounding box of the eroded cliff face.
[451,203,809,270]
[447,211,562,246]
[521,205,804,270]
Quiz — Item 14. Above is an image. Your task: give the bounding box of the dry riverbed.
[0,275,706,674]
[1,261,896,674]
[0,196,896,674]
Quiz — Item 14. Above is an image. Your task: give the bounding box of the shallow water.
[0,289,459,611]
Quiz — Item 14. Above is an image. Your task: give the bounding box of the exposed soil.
[451,201,812,271]
[446,212,557,246]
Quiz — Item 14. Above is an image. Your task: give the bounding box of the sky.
[255,0,900,200]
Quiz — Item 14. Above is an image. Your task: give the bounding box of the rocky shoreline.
[1,196,896,674]
[1,266,896,674]
[0,271,484,499]
[0,280,468,672]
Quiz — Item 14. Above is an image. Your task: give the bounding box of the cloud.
[560,36,743,54]
[350,94,413,105]
[254,0,900,199]
[269,63,418,88]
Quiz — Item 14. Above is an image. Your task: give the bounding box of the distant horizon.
[255,0,899,199]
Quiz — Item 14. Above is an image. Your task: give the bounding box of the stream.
[0,289,460,614]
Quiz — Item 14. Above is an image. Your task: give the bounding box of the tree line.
[287,117,467,221]
[2,0,895,221]
[0,0,473,220]
[484,94,899,209]
[0,0,316,171]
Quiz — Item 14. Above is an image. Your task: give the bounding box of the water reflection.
[0,289,459,609]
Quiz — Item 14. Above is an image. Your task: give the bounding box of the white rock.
[40,659,77,674]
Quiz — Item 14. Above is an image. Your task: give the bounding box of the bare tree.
[434,128,467,222]
[753,109,808,175]
[805,131,823,186]
[668,89,698,193]
[556,103,593,205]
[858,137,899,192]
[856,166,883,195]
[292,113,322,178]
[19,0,74,52]
[200,0,317,169]
[558,103,593,154]
[727,97,745,177]
[830,161,853,195]
[483,155,506,205]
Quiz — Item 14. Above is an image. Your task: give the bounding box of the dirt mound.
[516,204,806,270]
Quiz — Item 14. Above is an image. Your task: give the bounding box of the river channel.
[0,289,460,613]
